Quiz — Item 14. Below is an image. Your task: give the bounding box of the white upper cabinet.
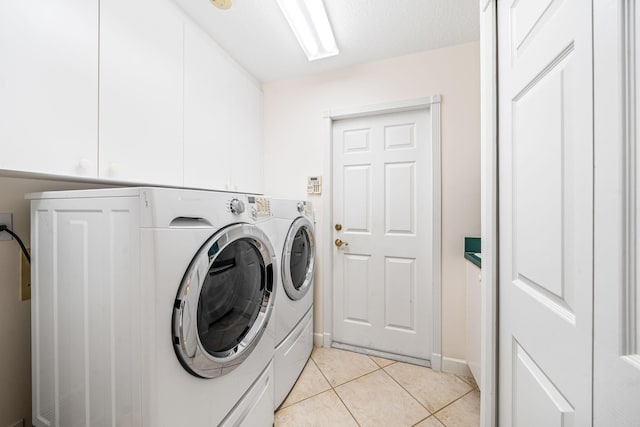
[228,70,263,194]
[99,0,184,186]
[183,22,264,194]
[0,0,98,177]
[183,24,232,191]
[0,0,263,191]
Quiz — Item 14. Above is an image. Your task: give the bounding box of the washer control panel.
[228,198,245,215]
[247,196,271,220]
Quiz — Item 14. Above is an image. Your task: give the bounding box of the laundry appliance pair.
[28,187,315,426]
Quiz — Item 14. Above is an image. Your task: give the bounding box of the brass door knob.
[335,238,348,248]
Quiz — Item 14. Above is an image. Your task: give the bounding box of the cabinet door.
[99,0,183,186]
[0,0,98,177]
[183,22,263,194]
[229,74,263,194]
[466,261,481,387]
[183,23,232,191]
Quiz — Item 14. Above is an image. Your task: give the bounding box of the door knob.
[335,238,348,248]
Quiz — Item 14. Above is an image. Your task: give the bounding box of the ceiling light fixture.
[209,0,232,10]
[276,0,339,61]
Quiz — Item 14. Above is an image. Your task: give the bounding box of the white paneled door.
[593,1,640,424]
[332,108,434,361]
[498,0,593,425]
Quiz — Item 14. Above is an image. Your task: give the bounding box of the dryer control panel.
[247,196,272,220]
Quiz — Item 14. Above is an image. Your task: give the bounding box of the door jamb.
[321,96,443,370]
[480,0,498,426]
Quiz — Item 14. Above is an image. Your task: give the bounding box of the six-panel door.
[332,108,434,361]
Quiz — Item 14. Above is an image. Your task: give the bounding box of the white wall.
[0,176,115,427]
[263,42,480,366]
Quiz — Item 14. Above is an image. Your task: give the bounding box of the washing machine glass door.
[282,216,315,301]
[173,223,275,379]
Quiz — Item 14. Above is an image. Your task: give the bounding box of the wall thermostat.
[307,176,322,195]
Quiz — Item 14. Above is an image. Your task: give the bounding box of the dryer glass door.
[282,216,315,300]
[198,238,264,354]
[173,223,275,379]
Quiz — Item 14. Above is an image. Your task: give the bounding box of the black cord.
[0,225,30,263]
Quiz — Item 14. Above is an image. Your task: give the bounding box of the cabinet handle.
[108,162,120,176]
[78,158,91,173]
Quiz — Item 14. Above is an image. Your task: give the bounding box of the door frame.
[321,96,443,369]
[480,0,498,426]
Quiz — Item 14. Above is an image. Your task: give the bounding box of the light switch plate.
[0,212,13,241]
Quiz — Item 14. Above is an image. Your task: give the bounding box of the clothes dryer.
[270,199,316,408]
[29,188,276,427]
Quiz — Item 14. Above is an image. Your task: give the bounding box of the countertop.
[464,237,481,268]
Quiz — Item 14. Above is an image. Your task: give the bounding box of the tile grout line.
[278,353,378,420]
[313,352,433,425]
[430,388,478,425]
[279,350,478,427]
[313,354,367,426]
[382,364,480,426]
[313,353,390,389]
[332,382,363,427]
[330,355,403,426]
[410,414,441,427]
[278,358,331,410]
[328,353,413,426]
[310,353,403,426]
[381,364,436,417]
[455,373,479,390]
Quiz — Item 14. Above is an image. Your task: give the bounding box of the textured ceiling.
[173,0,480,83]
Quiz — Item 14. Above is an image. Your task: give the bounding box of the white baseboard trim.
[442,356,472,377]
[431,353,442,371]
[320,332,332,347]
[313,332,325,347]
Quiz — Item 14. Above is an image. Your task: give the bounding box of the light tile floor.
[275,347,480,427]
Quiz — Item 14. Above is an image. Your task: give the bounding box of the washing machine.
[29,187,276,427]
[270,198,316,408]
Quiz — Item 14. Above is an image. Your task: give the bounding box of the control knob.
[229,198,245,215]
[297,202,305,213]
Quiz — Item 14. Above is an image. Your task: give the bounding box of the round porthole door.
[173,223,275,378]
[282,216,315,301]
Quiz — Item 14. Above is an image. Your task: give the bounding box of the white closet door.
[593,1,640,424]
[498,0,593,425]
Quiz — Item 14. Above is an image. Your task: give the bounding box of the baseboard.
[431,353,442,371]
[442,356,472,377]
[313,332,325,347]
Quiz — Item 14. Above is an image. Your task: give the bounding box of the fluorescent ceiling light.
[276,0,339,61]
